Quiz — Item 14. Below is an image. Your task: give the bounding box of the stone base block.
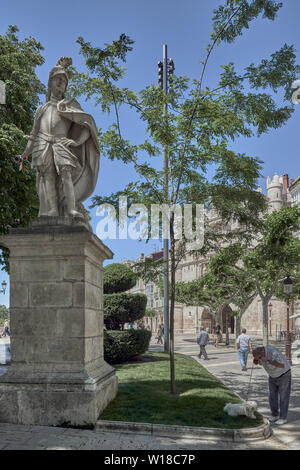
[0,218,118,427]
[0,370,118,427]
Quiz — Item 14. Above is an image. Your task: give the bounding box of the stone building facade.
[289,175,300,239]
[124,173,300,337]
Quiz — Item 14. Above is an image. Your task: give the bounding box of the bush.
[104,293,147,329]
[0,305,9,326]
[104,329,152,364]
[103,262,150,363]
[104,263,137,294]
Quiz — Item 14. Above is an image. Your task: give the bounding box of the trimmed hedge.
[104,329,152,364]
[103,262,150,364]
[104,263,137,294]
[104,293,147,329]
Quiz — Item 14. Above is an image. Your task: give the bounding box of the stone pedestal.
[0,218,118,427]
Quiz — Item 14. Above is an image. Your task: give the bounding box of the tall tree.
[207,206,300,345]
[69,1,299,394]
[0,26,45,271]
[175,256,257,339]
[0,305,10,324]
[175,271,231,323]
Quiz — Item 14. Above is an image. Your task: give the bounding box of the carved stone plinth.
[0,218,118,427]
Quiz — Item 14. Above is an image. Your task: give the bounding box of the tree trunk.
[262,298,269,346]
[235,297,256,340]
[225,310,229,345]
[235,313,241,340]
[169,216,176,395]
[216,306,222,324]
[225,326,229,345]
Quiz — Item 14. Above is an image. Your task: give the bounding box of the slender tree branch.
[107,80,164,203]
[173,5,243,205]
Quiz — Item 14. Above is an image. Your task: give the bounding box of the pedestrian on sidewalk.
[212,322,222,348]
[156,324,164,345]
[236,328,252,371]
[2,319,10,337]
[197,326,209,360]
[252,346,291,426]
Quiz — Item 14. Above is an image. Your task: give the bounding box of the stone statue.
[22,57,100,219]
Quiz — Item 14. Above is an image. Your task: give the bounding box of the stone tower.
[266,173,284,213]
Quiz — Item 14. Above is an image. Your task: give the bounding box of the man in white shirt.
[253,346,291,425]
[236,328,252,371]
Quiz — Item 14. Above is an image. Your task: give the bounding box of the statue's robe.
[29,97,100,216]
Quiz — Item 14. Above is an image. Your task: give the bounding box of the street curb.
[96,419,271,442]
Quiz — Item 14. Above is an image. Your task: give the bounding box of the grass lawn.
[100,352,264,429]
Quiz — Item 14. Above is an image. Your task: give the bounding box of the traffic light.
[158,61,163,89]
[168,58,175,76]
[168,59,175,98]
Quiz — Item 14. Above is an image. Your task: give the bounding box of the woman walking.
[156,324,164,344]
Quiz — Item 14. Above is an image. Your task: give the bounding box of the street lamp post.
[283,275,293,364]
[0,280,7,295]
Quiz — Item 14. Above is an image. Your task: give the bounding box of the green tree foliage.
[69,1,300,392]
[175,253,257,338]
[104,263,136,294]
[175,271,231,322]
[208,206,300,345]
[103,263,150,363]
[0,305,9,325]
[104,293,147,329]
[145,309,157,318]
[104,329,151,364]
[144,308,157,332]
[0,26,46,271]
[176,207,300,342]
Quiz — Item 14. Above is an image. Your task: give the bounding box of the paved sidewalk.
[0,335,296,450]
[160,334,300,450]
[0,337,10,364]
[0,421,290,450]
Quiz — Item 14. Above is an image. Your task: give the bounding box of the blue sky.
[1,0,300,307]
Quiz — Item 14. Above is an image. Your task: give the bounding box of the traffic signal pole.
[157,45,175,354]
[163,45,169,354]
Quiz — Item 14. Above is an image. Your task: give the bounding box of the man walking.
[252,346,291,425]
[197,326,210,360]
[236,328,252,371]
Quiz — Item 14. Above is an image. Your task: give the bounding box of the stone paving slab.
[0,343,10,365]
[167,334,300,451]
[0,335,295,450]
[0,422,289,450]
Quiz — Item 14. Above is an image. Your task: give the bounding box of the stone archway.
[221,304,234,343]
[201,308,213,332]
